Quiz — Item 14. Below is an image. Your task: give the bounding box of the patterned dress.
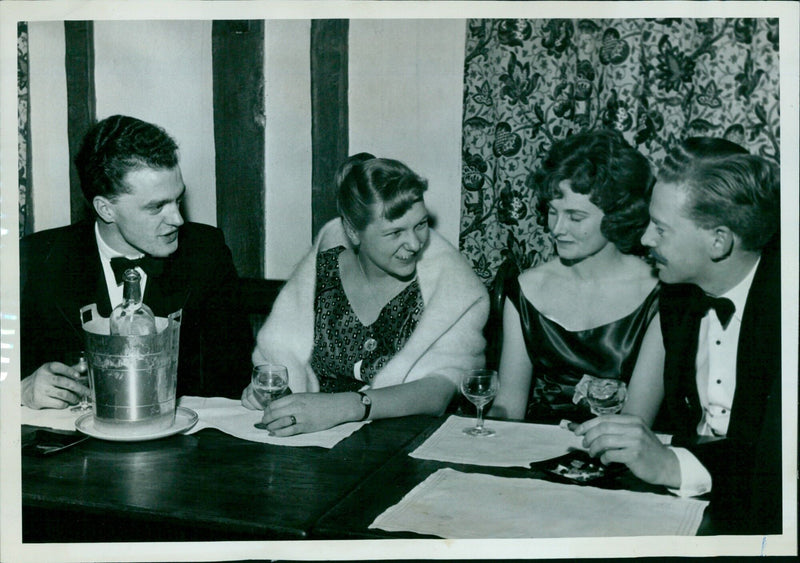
[310,246,424,393]
[506,275,660,423]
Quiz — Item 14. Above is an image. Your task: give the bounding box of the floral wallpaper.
[18,22,31,237]
[459,18,780,284]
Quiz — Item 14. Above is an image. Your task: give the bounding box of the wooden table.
[312,416,712,539]
[21,415,434,542]
[22,414,715,543]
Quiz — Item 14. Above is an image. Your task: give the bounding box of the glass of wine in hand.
[460,369,499,437]
[586,378,627,416]
[69,351,92,413]
[251,364,289,430]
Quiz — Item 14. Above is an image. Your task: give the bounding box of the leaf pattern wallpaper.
[459,18,780,284]
[18,22,31,237]
[17,18,781,264]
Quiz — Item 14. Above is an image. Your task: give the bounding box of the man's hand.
[21,361,89,409]
[573,414,681,488]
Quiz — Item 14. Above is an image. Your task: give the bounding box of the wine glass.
[68,351,92,413]
[460,369,499,437]
[586,379,627,416]
[251,364,289,430]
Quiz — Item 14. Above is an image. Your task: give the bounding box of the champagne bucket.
[80,304,182,438]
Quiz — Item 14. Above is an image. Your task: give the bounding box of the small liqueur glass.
[251,364,289,429]
[69,351,92,413]
[586,379,627,416]
[460,369,499,437]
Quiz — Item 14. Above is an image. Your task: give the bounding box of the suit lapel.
[662,284,705,437]
[142,246,192,318]
[729,244,780,439]
[54,221,111,323]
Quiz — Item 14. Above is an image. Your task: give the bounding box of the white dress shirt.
[669,258,760,497]
[95,222,148,308]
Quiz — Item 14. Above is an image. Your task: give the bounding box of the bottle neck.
[120,270,143,307]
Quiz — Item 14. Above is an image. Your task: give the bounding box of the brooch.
[363,337,378,352]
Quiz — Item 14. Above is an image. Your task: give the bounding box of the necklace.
[355,253,380,353]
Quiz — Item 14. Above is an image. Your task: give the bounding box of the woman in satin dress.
[490,129,664,425]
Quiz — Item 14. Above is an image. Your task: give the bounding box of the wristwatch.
[357,391,372,421]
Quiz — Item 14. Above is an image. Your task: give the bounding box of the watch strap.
[357,391,372,421]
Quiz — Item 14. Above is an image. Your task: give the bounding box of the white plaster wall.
[28,21,71,232]
[348,19,466,247]
[263,20,313,280]
[25,19,466,277]
[94,20,216,227]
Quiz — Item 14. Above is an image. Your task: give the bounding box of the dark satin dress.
[506,275,660,423]
[310,246,424,393]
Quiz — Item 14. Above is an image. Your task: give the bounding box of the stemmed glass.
[586,379,627,416]
[251,364,289,430]
[460,369,499,437]
[69,351,92,413]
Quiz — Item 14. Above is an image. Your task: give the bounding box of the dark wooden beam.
[64,21,95,224]
[211,20,266,278]
[310,20,349,238]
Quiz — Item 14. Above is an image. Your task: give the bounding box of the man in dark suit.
[21,115,253,408]
[574,138,782,535]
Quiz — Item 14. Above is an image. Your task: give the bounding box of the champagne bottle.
[109,268,157,336]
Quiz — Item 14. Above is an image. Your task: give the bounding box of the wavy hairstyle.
[534,128,654,255]
[658,137,779,251]
[335,153,428,231]
[75,115,179,204]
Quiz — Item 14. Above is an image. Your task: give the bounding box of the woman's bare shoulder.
[517,260,563,300]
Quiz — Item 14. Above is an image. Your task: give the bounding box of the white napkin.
[178,396,368,448]
[21,405,83,431]
[411,415,671,468]
[410,415,585,467]
[370,468,709,538]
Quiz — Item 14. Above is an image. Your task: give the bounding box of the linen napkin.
[178,396,368,448]
[21,405,82,432]
[370,468,708,538]
[410,415,585,467]
[411,415,671,468]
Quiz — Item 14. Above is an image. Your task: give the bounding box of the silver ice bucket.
[80,304,182,438]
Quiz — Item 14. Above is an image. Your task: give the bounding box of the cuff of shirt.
[667,446,712,497]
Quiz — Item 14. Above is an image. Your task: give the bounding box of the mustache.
[648,250,667,265]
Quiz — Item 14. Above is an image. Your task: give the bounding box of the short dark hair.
[75,115,179,204]
[658,137,779,251]
[336,153,428,231]
[535,128,654,255]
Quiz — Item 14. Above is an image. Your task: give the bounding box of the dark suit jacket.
[659,237,782,535]
[21,220,254,399]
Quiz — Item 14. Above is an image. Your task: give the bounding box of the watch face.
[361,394,371,405]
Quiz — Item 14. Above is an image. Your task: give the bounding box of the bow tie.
[697,294,736,329]
[110,255,165,285]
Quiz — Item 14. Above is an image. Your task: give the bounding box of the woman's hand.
[256,392,362,436]
[240,383,263,410]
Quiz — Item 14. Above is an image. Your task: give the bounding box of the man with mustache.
[574,137,782,535]
[21,115,253,409]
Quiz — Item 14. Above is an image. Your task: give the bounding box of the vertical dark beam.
[64,21,95,224]
[310,20,349,237]
[212,20,265,278]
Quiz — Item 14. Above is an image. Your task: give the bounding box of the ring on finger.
[289,414,297,426]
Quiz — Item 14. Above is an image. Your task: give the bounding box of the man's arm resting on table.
[574,414,683,488]
[667,447,712,497]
